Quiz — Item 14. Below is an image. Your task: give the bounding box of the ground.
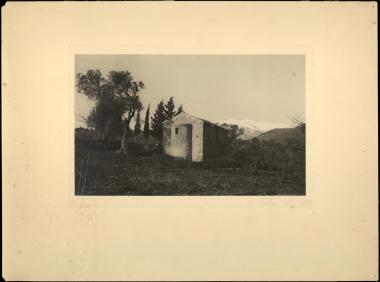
[75,146,305,196]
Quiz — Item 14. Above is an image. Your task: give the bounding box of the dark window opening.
[175,127,179,134]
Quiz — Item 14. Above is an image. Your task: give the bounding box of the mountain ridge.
[256,123,305,144]
[216,119,294,140]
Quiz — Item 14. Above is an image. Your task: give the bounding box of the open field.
[75,145,305,196]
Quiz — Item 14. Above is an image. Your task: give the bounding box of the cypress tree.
[164,97,176,119]
[143,105,150,140]
[176,104,184,115]
[151,100,166,140]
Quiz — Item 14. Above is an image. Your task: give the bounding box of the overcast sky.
[75,55,304,128]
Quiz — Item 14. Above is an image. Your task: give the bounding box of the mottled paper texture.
[2,2,378,281]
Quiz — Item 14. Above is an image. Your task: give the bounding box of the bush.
[225,137,305,173]
[75,139,120,151]
[75,138,162,156]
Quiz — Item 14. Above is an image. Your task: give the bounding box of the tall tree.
[164,97,176,119]
[151,100,166,140]
[86,95,125,140]
[108,71,144,153]
[76,70,124,140]
[76,69,145,153]
[143,104,150,140]
[76,69,104,100]
[134,110,141,136]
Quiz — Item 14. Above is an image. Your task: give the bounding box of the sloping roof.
[164,111,229,131]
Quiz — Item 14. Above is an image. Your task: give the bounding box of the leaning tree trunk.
[115,120,131,154]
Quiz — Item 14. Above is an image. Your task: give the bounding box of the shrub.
[226,137,305,173]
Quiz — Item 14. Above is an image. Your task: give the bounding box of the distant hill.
[255,123,305,144]
[237,126,263,140]
[216,119,294,141]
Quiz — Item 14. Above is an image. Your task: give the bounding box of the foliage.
[143,104,150,140]
[164,97,176,119]
[107,71,144,126]
[151,97,184,140]
[76,69,145,144]
[226,135,305,173]
[151,100,166,140]
[86,89,125,140]
[76,69,104,100]
[164,97,183,118]
[219,123,244,141]
[176,104,184,115]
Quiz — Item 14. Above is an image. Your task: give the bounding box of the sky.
[75,55,305,128]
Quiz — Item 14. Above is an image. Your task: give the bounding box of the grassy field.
[75,146,305,196]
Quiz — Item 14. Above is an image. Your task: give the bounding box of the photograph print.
[75,55,305,195]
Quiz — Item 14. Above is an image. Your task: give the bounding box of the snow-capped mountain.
[217,119,294,140]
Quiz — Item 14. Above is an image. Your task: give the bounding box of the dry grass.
[75,147,305,196]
